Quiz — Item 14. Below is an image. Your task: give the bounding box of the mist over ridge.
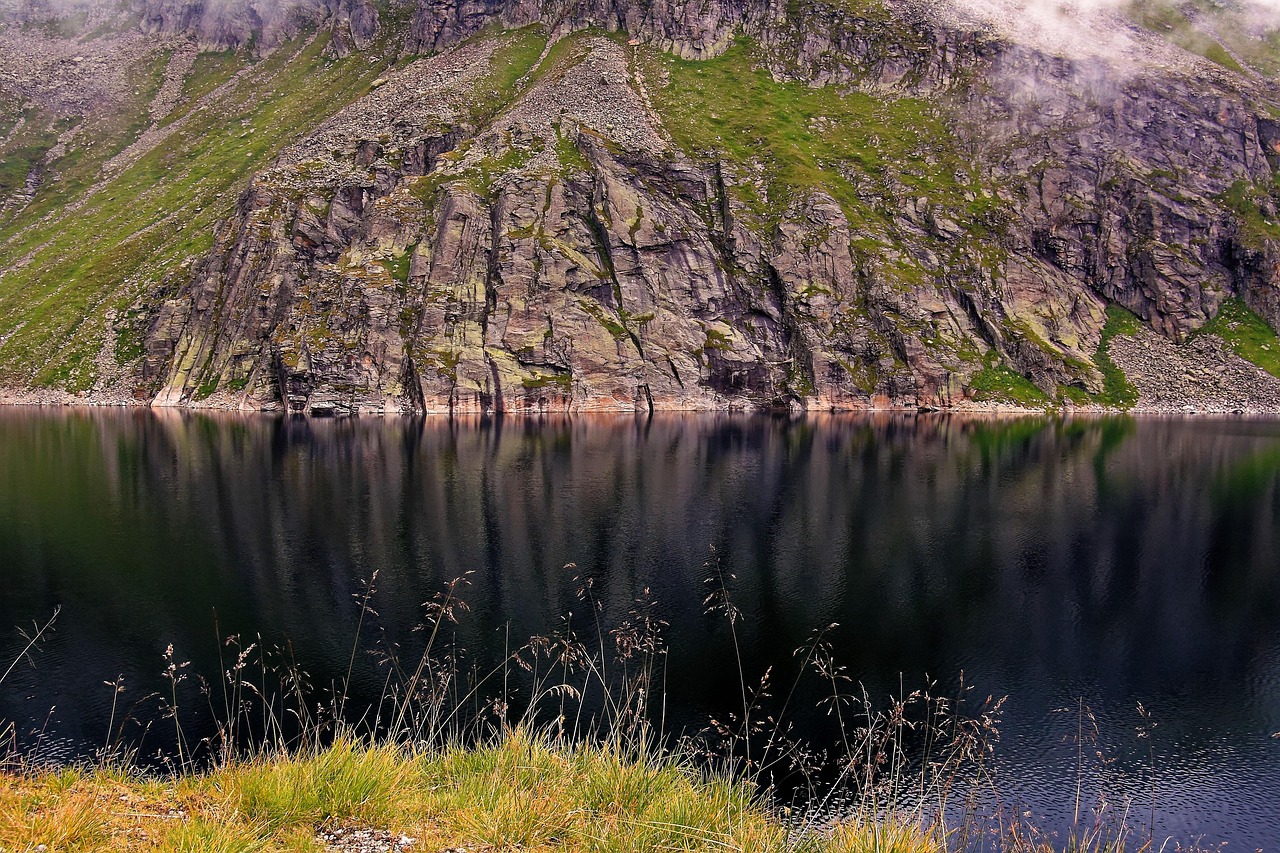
[4,0,1280,65]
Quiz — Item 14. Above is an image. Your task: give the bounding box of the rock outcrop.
[7,0,1280,413]
[132,0,380,52]
[135,0,1280,414]
[0,0,379,52]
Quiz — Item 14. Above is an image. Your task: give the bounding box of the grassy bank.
[1,734,935,853]
[0,576,1187,853]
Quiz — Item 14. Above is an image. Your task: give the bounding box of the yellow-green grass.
[644,36,1006,272]
[0,733,938,853]
[0,31,389,392]
[0,23,551,394]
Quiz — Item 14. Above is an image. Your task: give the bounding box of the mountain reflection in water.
[1,411,1278,846]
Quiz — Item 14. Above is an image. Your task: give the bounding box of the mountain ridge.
[5,0,1280,413]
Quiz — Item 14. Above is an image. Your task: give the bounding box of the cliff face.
[5,0,1280,413]
[0,0,379,52]
[141,0,1280,413]
[132,0,380,52]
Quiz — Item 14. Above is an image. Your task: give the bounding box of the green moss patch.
[1091,305,1142,409]
[969,354,1051,407]
[1219,179,1280,251]
[1199,297,1280,379]
[645,39,1001,238]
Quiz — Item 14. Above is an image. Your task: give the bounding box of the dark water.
[1,410,1279,847]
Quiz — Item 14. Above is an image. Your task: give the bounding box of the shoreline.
[0,732,1196,853]
[1,394,1278,418]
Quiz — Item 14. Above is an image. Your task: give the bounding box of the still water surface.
[1,411,1278,847]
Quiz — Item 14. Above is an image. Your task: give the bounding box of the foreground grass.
[0,734,937,853]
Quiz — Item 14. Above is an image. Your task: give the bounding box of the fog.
[942,0,1280,63]
[5,0,1280,72]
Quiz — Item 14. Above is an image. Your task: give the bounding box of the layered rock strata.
[6,0,1280,414]
[143,0,1280,413]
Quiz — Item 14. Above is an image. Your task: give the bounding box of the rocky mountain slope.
[5,0,1280,413]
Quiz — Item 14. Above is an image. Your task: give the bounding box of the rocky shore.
[1111,326,1280,414]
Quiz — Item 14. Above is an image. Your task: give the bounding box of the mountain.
[5,0,1280,414]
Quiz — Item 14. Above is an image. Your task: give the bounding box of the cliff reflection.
[1,411,1279,842]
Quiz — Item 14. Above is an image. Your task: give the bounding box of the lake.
[0,410,1277,848]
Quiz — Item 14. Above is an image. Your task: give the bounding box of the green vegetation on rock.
[465,25,550,125]
[646,40,1002,236]
[521,371,573,390]
[1128,0,1280,75]
[0,32,395,391]
[0,50,171,232]
[1092,305,1142,409]
[1199,297,1280,379]
[0,113,63,200]
[4,0,1280,411]
[1128,0,1242,71]
[1219,179,1280,250]
[163,49,242,127]
[969,354,1051,407]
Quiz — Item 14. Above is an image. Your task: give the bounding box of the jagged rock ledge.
[7,0,1280,415]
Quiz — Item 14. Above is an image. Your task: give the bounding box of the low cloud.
[938,0,1280,64]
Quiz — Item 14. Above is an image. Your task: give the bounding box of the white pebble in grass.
[318,827,418,852]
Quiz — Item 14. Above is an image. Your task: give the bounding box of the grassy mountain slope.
[0,26,398,393]
[3,0,1280,411]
